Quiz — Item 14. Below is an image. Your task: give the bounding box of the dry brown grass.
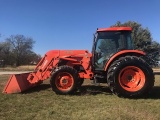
[0,65,36,71]
[0,75,160,120]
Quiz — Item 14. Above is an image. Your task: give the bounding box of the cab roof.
[97,27,132,32]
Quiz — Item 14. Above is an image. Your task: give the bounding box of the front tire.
[107,56,154,97]
[50,65,79,95]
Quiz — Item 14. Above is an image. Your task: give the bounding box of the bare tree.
[0,42,13,66]
[6,35,35,66]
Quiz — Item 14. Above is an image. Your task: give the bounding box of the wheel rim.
[55,72,74,91]
[118,66,145,92]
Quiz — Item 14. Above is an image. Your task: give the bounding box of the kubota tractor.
[3,27,154,97]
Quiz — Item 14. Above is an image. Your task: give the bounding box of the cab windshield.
[94,31,133,70]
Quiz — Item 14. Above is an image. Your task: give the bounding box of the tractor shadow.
[22,83,112,96]
[78,86,160,99]
[147,86,160,99]
[22,83,160,99]
[22,84,51,94]
[76,85,112,96]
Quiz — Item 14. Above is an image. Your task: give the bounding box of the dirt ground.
[0,71,32,75]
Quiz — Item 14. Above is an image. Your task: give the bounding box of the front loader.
[3,27,154,97]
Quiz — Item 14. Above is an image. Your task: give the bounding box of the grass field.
[1,75,160,120]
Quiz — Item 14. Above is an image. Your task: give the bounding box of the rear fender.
[104,50,145,71]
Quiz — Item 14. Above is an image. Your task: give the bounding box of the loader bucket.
[3,73,33,94]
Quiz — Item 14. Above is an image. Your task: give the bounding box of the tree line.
[0,35,41,67]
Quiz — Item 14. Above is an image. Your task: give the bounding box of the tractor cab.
[92,27,133,70]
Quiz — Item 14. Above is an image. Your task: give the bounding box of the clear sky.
[0,0,159,55]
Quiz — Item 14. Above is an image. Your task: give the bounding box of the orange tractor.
[3,27,154,97]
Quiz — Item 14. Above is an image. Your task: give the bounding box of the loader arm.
[27,53,59,84]
[3,50,61,94]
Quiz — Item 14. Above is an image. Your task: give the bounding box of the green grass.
[1,75,160,120]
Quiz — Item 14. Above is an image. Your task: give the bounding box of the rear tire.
[50,65,79,95]
[107,56,154,97]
